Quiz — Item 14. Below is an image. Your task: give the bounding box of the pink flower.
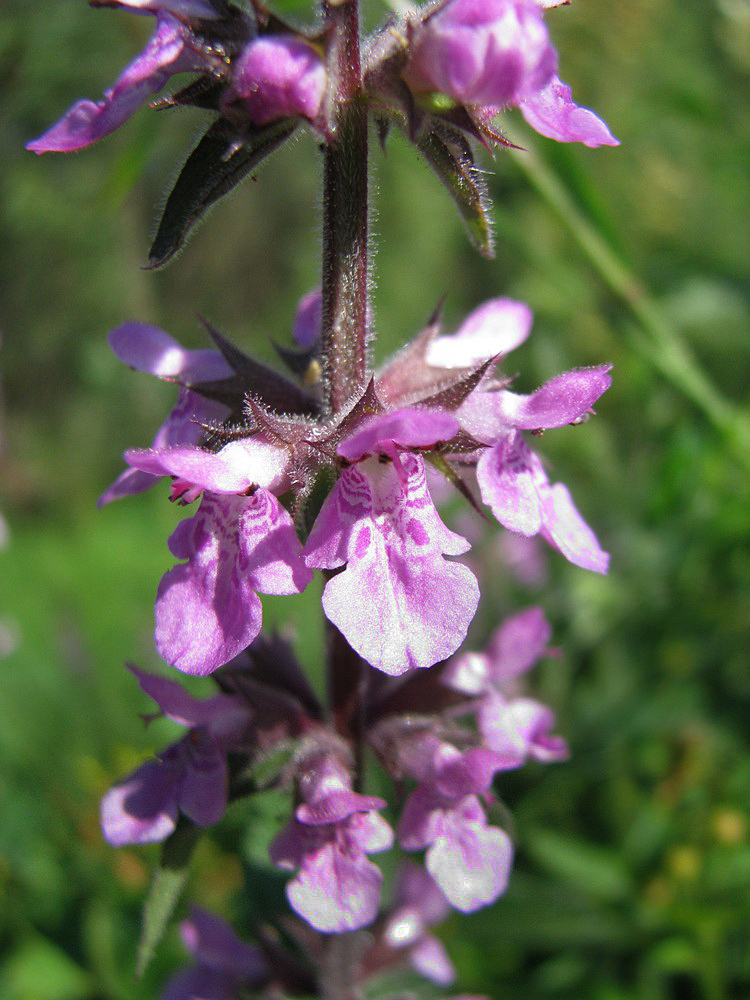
[444,607,568,762]
[161,908,268,1000]
[459,366,613,573]
[270,753,393,932]
[401,0,618,147]
[153,490,312,676]
[406,0,556,109]
[100,665,252,845]
[304,409,480,675]
[397,741,514,912]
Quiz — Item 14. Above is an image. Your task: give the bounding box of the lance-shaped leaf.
[137,818,201,976]
[415,122,494,258]
[148,117,298,269]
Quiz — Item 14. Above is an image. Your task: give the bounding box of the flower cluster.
[105,606,565,991]
[104,293,609,679]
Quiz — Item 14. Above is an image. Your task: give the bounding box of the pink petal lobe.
[498,365,612,429]
[338,408,459,463]
[426,822,513,912]
[520,75,620,148]
[108,322,233,381]
[476,435,543,535]
[427,298,533,368]
[27,15,194,153]
[156,492,311,675]
[540,482,609,573]
[486,606,551,680]
[306,457,478,675]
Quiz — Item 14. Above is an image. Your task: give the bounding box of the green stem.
[506,130,750,465]
[321,0,369,415]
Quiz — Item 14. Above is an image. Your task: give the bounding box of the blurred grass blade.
[136,819,201,977]
[506,129,750,467]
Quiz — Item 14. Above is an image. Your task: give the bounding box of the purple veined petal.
[426,821,513,911]
[410,935,457,986]
[27,14,206,154]
[497,365,612,430]
[306,457,478,674]
[293,289,323,348]
[155,491,312,675]
[338,408,459,463]
[297,791,387,826]
[108,322,233,382]
[228,35,327,125]
[520,75,620,148]
[269,819,315,870]
[540,481,609,573]
[426,298,533,369]
[285,839,384,932]
[181,908,268,979]
[397,784,447,850]
[177,736,228,826]
[485,606,552,680]
[101,0,221,18]
[160,964,237,1000]
[100,755,181,846]
[476,432,544,535]
[126,437,291,494]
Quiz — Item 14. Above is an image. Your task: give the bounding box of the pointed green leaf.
[415,123,495,258]
[136,819,201,977]
[147,117,298,269]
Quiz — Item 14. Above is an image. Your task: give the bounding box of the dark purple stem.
[321,0,369,414]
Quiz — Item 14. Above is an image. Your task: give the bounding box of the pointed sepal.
[415,122,495,258]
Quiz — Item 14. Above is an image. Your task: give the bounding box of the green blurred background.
[2,0,750,997]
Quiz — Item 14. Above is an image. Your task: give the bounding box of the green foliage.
[2,1,750,998]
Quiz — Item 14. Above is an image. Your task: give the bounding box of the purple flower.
[401,0,618,147]
[383,862,456,985]
[100,665,251,845]
[444,607,568,762]
[27,10,225,153]
[270,752,393,932]
[405,0,556,109]
[397,740,514,912]
[225,36,327,126]
[161,908,268,1000]
[153,490,313,676]
[304,408,480,675]
[457,362,613,573]
[100,322,233,506]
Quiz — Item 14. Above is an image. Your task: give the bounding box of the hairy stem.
[321,0,369,414]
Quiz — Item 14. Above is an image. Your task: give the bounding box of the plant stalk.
[321,0,369,414]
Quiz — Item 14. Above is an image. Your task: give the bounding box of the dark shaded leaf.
[415,122,495,257]
[147,117,298,269]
